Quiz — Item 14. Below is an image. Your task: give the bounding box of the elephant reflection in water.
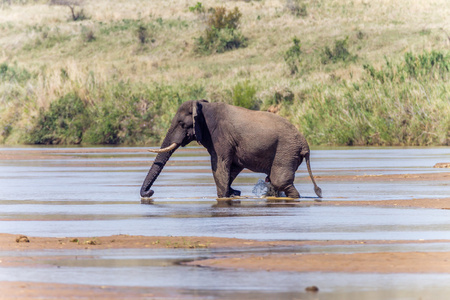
[140,100,322,199]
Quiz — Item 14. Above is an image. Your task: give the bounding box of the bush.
[28,93,89,145]
[285,0,307,17]
[136,25,155,44]
[284,37,302,75]
[49,0,88,21]
[195,6,247,54]
[81,26,95,42]
[189,2,205,14]
[83,102,122,145]
[232,80,258,109]
[321,37,357,64]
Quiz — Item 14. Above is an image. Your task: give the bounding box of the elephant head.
[140,100,208,198]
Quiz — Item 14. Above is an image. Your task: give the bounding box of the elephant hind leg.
[269,168,300,199]
[283,185,300,198]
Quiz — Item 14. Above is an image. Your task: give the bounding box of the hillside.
[0,0,449,145]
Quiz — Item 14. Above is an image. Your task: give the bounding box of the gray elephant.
[140,100,322,199]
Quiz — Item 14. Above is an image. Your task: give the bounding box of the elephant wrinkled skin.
[140,100,322,199]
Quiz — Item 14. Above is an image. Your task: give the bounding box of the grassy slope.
[0,0,449,145]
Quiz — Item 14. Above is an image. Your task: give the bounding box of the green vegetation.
[284,37,302,75]
[285,0,308,17]
[321,37,357,64]
[0,0,449,146]
[295,51,450,145]
[232,80,258,110]
[195,6,247,54]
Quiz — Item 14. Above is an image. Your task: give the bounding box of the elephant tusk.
[148,143,178,153]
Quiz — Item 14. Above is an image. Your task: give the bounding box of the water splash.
[252,179,285,197]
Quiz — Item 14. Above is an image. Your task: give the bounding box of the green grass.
[0,0,449,146]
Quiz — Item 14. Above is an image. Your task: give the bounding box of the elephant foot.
[229,188,241,197]
[284,187,300,199]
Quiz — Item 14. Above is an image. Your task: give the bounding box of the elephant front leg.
[211,156,233,198]
[229,164,243,196]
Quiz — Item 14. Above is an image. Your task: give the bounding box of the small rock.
[70,238,79,243]
[305,286,319,293]
[16,235,30,243]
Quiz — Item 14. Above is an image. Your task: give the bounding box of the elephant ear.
[193,100,208,145]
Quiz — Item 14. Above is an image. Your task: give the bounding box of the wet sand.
[188,250,450,273]
[2,232,450,271]
[2,232,450,298]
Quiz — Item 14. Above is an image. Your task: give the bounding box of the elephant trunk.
[140,139,180,198]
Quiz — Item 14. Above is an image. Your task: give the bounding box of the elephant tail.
[305,152,322,198]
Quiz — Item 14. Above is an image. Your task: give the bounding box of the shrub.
[28,93,89,145]
[81,26,95,42]
[195,6,247,54]
[49,0,89,21]
[137,25,149,44]
[83,102,122,145]
[232,80,258,109]
[321,37,357,64]
[284,37,302,75]
[285,0,307,17]
[189,2,205,14]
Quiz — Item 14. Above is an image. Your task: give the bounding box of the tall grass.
[292,51,449,146]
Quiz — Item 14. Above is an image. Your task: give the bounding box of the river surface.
[0,146,449,299]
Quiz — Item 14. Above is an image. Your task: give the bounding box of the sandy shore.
[187,251,450,273]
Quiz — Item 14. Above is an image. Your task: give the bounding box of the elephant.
[140,100,322,199]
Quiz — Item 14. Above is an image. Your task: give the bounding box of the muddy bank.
[188,251,450,274]
[2,233,450,252]
[316,197,450,209]
[2,233,450,274]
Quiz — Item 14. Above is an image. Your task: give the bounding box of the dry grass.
[0,0,448,145]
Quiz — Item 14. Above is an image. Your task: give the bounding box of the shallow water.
[2,246,450,299]
[1,146,449,298]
